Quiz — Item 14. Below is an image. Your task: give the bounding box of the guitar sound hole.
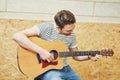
[50,50,58,60]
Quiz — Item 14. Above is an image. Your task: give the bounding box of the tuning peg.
[101,48,114,57]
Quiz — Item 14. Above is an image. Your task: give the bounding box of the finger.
[95,56,99,59]
[95,54,100,59]
[51,54,54,60]
[97,55,101,59]
[95,57,100,61]
[95,57,99,60]
[94,57,98,61]
[46,58,50,63]
[94,59,97,61]
[49,56,54,62]
[92,57,97,61]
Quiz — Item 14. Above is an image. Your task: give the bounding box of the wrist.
[88,55,91,59]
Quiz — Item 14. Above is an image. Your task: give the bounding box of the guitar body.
[17,37,114,77]
[17,37,68,77]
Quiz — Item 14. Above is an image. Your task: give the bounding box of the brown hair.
[54,10,76,29]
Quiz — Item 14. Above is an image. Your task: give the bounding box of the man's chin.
[60,33,71,36]
[65,34,71,36]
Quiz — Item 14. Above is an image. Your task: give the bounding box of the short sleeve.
[33,23,52,36]
[69,34,78,48]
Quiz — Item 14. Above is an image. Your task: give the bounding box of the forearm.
[73,56,90,61]
[69,47,90,61]
[13,32,44,54]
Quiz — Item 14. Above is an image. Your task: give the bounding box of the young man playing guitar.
[13,10,100,80]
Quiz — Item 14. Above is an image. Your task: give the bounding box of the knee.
[43,71,61,79]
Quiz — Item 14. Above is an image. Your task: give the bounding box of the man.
[13,10,100,80]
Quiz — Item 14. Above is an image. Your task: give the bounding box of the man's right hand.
[39,49,54,62]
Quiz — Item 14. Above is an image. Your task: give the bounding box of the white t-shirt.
[34,22,78,66]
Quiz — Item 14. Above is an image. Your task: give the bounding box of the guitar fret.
[86,51,89,55]
[59,51,100,57]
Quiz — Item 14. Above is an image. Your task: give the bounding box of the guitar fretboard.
[59,51,100,57]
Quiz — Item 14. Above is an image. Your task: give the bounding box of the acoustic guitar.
[17,37,114,77]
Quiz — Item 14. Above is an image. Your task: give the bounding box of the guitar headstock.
[100,48,114,57]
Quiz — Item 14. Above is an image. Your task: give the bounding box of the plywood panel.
[0,19,120,80]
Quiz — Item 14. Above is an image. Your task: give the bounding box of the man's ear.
[56,25,63,30]
[56,25,59,28]
[56,26,60,30]
[56,26,62,34]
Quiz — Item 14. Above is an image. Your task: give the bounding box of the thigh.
[42,70,64,80]
[67,73,81,80]
[62,65,81,80]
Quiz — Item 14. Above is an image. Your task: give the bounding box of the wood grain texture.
[0,19,120,80]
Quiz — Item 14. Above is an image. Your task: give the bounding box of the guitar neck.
[59,51,100,57]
